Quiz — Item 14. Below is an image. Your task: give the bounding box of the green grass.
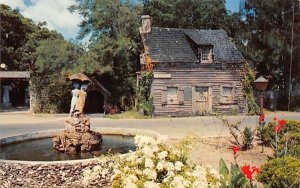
[105,109,151,119]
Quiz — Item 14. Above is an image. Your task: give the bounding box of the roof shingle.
[143,27,244,63]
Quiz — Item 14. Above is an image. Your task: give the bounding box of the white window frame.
[199,45,214,63]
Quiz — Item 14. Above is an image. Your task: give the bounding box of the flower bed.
[82,135,221,187]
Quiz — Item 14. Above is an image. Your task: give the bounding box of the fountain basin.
[0,128,161,163]
[0,128,161,187]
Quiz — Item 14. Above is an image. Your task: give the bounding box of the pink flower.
[273,117,277,121]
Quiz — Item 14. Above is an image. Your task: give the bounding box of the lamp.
[254,76,268,91]
[254,76,268,124]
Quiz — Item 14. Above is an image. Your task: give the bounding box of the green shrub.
[257,156,300,188]
[261,120,300,148]
[242,63,259,115]
[279,132,300,158]
[136,71,154,116]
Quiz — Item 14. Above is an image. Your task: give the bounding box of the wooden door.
[192,86,211,115]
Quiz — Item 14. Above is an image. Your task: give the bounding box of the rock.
[53,116,102,154]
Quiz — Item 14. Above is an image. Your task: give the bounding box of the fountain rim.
[0,128,162,165]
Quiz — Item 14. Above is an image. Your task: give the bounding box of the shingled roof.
[142,27,245,63]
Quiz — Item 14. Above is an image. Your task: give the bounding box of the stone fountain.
[52,73,102,154]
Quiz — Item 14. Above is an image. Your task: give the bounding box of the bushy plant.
[219,158,248,187]
[257,156,300,188]
[104,104,120,115]
[241,63,259,115]
[137,71,154,116]
[82,135,222,188]
[260,119,300,158]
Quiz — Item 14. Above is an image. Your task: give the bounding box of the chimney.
[139,15,151,34]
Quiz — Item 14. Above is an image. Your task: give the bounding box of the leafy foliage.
[137,71,154,116]
[219,158,249,188]
[219,116,255,150]
[260,120,300,158]
[242,63,259,115]
[257,156,300,188]
[237,0,300,101]
[69,0,142,109]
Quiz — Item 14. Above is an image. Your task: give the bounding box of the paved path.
[0,111,299,139]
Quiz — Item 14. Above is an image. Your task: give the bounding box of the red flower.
[241,165,252,179]
[252,166,260,174]
[259,114,265,122]
[274,125,284,133]
[232,146,240,154]
[241,164,260,180]
[279,119,286,126]
[273,117,277,121]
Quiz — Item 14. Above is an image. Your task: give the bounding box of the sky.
[1,0,240,40]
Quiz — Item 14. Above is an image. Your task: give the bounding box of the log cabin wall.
[152,63,247,116]
[139,16,248,116]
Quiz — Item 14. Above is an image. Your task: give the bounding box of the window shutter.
[178,87,184,105]
[162,88,167,105]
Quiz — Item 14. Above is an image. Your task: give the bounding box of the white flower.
[170,175,191,188]
[144,181,160,188]
[100,168,109,177]
[124,166,130,172]
[175,161,184,171]
[158,151,168,160]
[163,170,175,183]
[166,162,175,171]
[192,180,208,188]
[124,182,137,188]
[156,161,165,171]
[209,169,221,179]
[192,166,207,179]
[135,135,157,149]
[143,168,157,180]
[145,158,155,168]
[141,147,155,158]
[126,153,138,162]
[124,174,139,184]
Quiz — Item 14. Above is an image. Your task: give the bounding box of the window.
[199,45,214,63]
[167,87,178,104]
[196,87,209,101]
[221,87,234,102]
[183,87,192,100]
[162,87,184,105]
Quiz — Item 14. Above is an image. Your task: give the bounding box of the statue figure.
[72,83,88,117]
[3,85,11,108]
[70,82,80,116]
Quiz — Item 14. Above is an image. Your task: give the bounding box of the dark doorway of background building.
[1,80,29,109]
[85,90,104,113]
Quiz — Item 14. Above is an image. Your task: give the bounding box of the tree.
[143,0,235,34]
[69,0,143,108]
[235,0,299,109]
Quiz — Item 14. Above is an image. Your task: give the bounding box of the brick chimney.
[139,15,151,34]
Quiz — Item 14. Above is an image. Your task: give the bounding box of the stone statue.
[53,73,102,155]
[70,82,80,116]
[2,85,11,108]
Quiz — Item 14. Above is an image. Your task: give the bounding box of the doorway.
[192,86,212,115]
[85,90,104,113]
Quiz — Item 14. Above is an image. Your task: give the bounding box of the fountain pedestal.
[52,73,102,155]
[52,117,102,154]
